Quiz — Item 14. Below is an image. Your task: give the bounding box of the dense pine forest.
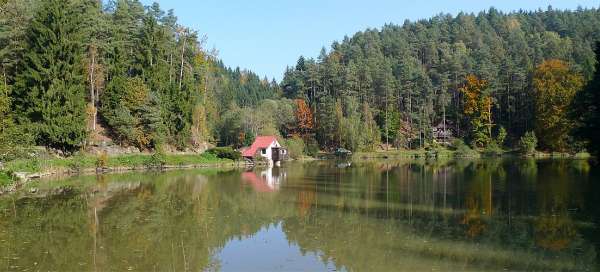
[282,6,600,155]
[1,0,600,160]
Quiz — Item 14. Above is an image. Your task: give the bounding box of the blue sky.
[140,0,598,81]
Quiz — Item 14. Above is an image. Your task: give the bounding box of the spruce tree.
[13,0,87,151]
[574,43,600,155]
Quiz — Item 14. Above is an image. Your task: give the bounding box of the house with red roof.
[241,136,287,164]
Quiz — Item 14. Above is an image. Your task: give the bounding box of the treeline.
[0,0,278,158]
[282,7,600,154]
[2,1,600,159]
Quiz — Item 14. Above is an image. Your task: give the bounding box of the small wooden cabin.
[432,121,453,144]
[241,136,288,164]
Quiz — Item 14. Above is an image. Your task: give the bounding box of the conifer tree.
[574,43,600,155]
[13,0,87,151]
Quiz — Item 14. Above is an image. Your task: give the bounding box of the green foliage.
[67,153,87,173]
[284,136,305,159]
[519,132,538,155]
[12,0,87,151]
[574,43,600,156]
[533,60,584,151]
[145,149,167,169]
[5,157,40,173]
[282,8,600,152]
[0,171,12,187]
[96,151,108,169]
[0,81,33,161]
[206,147,242,161]
[483,142,504,157]
[2,2,600,155]
[304,137,320,157]
[452,139,479,158]
[496,126,508,147]
[100,77,164,149]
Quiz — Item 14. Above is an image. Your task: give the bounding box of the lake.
[0,159,599,271]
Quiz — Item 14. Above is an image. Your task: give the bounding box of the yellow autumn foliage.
[533,59,584,151]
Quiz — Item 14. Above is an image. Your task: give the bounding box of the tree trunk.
[169,53,173,84]
[442,103,446,140]
[179,34,187,90]
[385,91,389,150]
[90,50,96,132]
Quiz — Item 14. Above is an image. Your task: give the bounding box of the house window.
[261,149,267,155]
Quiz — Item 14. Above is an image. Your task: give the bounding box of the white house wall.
[259,140,282,161]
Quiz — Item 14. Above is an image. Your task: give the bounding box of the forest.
[1,0,600,160]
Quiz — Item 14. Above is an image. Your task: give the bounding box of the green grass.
[354,148,475,160]
[3,153,232,174]
[575,152,592,159]
[0,171,12,187]
[354,149,430,159]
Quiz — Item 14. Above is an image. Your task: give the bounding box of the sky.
[140,0,599,81]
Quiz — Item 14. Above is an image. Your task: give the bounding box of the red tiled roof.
[241,136,278,157]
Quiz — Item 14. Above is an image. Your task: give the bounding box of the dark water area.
[0,158,599,271]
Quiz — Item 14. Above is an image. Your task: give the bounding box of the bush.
[519,131,538,155]
[96,151,108,169]
[497,126,507,147]
[452,139,479,158]
[284,137,305,159]
[67,154,87,173]
[0,171,13,187]
[146,150,167,169]
[206,147,241,161]
[304,137,320,157]
[483,142,503,157]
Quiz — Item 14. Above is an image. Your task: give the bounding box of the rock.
[14,172,29,181]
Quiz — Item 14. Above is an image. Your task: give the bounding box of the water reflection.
[0,159,598,271]
[242,167,285,192]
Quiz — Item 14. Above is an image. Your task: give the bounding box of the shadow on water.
[0,158,598,271]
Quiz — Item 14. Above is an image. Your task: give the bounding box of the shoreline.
[0,153,254,195]
[1,149,592,195]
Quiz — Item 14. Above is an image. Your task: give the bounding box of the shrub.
[497,126,507,147]
[450,139,465,150]
[519,131,538,155]
[0,171,13,187]
[304,137,320,157]
[96,151,108,169]
[452,139,479,158]
[206,147,241,161]
[483,142,503,157]
[146,150,167,169]
[284,137,305,159]
[67,154,87,173]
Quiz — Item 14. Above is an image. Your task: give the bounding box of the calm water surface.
[1,159,599,271]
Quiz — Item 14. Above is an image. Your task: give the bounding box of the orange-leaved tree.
[533,59,584,151]
[294,99,314,138]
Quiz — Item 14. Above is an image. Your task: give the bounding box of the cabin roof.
[242,136,278,157]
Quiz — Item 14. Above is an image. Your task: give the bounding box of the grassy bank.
[353,148,465,160]
[0,152,235,191]
[352,148,592,160]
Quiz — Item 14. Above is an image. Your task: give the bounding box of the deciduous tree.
[533,59,584,151]
[460,75,493,147]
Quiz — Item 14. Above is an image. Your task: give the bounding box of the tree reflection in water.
[0,158,598,271]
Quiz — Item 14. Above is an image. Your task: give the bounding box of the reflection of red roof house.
[242,172,275,192]
[241,136,287,162]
